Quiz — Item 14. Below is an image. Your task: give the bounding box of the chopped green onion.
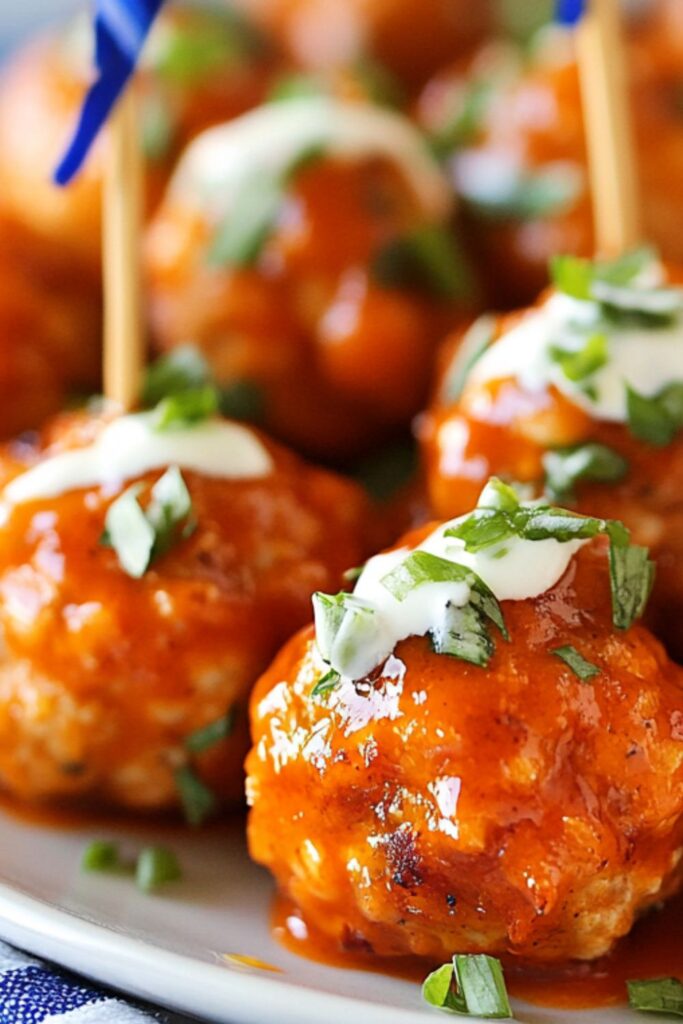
[174,765,217,827]
[552,645,600,681]
[142,346,211,406]
[609,542,655,631]
[136,845,182,893]
[438,316,496,405]
[81,841,124,873]
[543,443,629,501]
[218,379,266,424]
[185,709,236,755]
[627,978,683,1016]
[626,383,683,446]
[371,225,472,300]
[422,955,512,1018]
[549,332,607,382]
[153,385,218,431]
[311,668,341,697]
[102,485,155,579]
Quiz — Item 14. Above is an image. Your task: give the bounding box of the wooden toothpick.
[575,0,641,256]
[102,86,144,411]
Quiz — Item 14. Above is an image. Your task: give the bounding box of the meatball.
[227,0,492,89]
[146,97,474,460]
[0,408,367,811]
[247,494,683,964]
[416,2,683,306]
[420,252,683,659]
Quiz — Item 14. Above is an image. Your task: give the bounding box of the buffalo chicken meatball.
[417,2,683,306]
[0,405,367,812]
[146,96,474,460]
[420,250,683,659]
[247,482,683,964]
[228,0,492,89]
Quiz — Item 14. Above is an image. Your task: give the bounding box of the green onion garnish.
[142,346,211,407]
[627,978,683,1016]
[153,385,218,431]
[185,709,236,755]
[626,383,683,446]
[371,225,472,300]
[174,765,217,827]
[549,332,607,383]
[135,846,182,893]
[543,443,629,501]
[551,645,600,682]
[422,954,512,1018]
[81,841,124,873]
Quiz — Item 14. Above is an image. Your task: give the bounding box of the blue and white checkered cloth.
[0,942,197,1024]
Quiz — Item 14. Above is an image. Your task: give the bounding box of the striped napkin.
[0,942,197,1024]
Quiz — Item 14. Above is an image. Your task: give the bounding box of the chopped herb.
[153,385,218,431]
[550,253,594,301]
[422,955,512,1018]
[185,709,236,755]
[430,79,494,156]
[208,145,326,269]
[142,346,211,406]
[626,383,683,446]
[82,841,125,873]
[268,73,326,103]
[174,765,217,826]
[154,10,262,85]
[552,645,599,681]
[311,668,341,698]
[477,476,523,513]
[439,316,495,404]
[136,846,182,893]
[549,332,607,382]
[464,165,579,221]
[543,443,629,501]
[103,468,194,578]
[140,92,176,162]
[446,508,516,554]
[371,225,472,299]
[218,379,266,424]
[627,978,683,1016]
[352,57,404,108]
[609,542,655,631]
[312,592,377,676]
[431,601,495,667]
[343,565,364,584]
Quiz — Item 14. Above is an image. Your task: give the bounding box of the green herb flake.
[311,668,341,698]
[174,765,217,827]
[551,645,600,681]
[218,379,266,424]
[627,977,683,1016]
[431,602,495,667]
[422,954,512,1018]
[136,845,182,893]
[446,509,516,554]
[103,468,195,578]
[477,477,520,513]
[543,443,629,501]
[609,542,655,631]
[371,225,473,300]
[81,840,125,873]
[154,10,262,85]
[268,73,326,103]
[153,385,218,431]
[550,332,607,382]
[142,346,211,406]
[626,383,683,446]
[550,254,594,301]
[185,709,236,755]
[438,316,496,405]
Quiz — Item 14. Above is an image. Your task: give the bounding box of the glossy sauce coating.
[417,2,683,306]
[0,410,368,810]
[420,280,683,659]
[147,153,467,460]
[247,535,683,965]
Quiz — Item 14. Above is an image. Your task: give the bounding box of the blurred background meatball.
[0,406,367,811]
[146,96,476,461]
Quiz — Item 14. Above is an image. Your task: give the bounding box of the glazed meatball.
[420,252,683,659]
[0,407,367,811]
[247,491,683,964]
[417,2,683,306]
[228,0,492,89]
[146,97,474,460]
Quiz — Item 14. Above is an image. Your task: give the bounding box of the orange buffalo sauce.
[273,891,683,1009]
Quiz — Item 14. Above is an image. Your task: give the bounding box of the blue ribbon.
[54,0,166,185]
[555,0,586,25]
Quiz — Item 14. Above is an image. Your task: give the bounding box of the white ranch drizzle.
[468,281,683,423]
[2,413,273,506]
[170,97,452,223]
[316,514,585,680]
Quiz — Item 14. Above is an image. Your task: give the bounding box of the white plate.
[0,807,639,1024]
